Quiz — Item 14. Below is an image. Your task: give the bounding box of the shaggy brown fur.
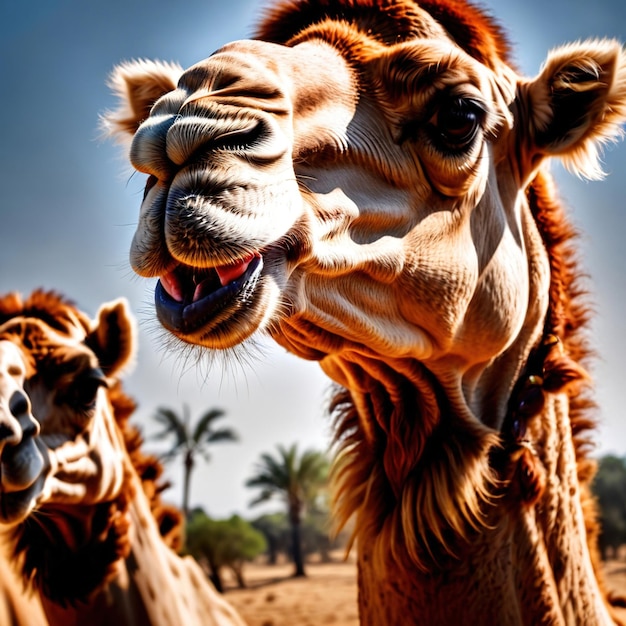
[108,381,185,552]
[257,0,512,67]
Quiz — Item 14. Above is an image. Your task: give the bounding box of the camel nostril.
[165,116,267,166]
[9,390,30,420]
[0,391,38,445]
[0,423,18,443]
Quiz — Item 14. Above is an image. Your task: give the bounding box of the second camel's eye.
[69,370,107,415]
[430,98,485,151]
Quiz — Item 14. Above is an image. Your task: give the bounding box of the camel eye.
[69,371,107,414]
[430,98,484,151]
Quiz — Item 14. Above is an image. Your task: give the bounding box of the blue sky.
[1,0,624,518]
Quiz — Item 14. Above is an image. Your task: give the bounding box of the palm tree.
[152,403,239,519]
[245,443,328,577]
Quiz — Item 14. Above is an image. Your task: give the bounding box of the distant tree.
[186,510,267,591]
[592,454,626,559]
[152,403,238,518]
[301,495,333,562]
[253,507,344,564]
[245,443,329,577]
[251,512,291,564]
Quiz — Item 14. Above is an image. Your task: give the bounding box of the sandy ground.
[223,557,359,626]
[224,557,626,626]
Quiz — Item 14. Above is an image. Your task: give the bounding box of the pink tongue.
[214,253,256,287]
[160,271,184,302]
[159,253,258,302]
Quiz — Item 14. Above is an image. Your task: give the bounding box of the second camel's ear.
[525,39,626,179]
[103,59,183,141]
[86,298,136,377]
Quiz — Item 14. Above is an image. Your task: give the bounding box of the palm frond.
[192,408,227,443]
[205,427,239,444]
[245,443,329,511]
[248,488,276,507]
[151,406,189,448]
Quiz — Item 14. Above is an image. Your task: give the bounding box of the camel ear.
[103,59,183,141]
[527,39,626,179]
[87,299,136,377]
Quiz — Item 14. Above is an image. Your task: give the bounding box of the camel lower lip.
[0,437,45,493]
[155,255,263,334]
[0,474,43,523]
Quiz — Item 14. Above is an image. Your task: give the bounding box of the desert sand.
[224,557,359,626]
[224,557,626,626]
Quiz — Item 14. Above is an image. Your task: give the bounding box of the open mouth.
[155,252,263,335]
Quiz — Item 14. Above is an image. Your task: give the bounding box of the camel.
[104,0,626,623]
[0,290,247,626]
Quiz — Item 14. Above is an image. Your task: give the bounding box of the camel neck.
[39,470,246,626]
[328,366,614,625]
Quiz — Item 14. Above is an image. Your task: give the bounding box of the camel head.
[0,291,135,524]
[105,1,626,411]
[0,290,136,601]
